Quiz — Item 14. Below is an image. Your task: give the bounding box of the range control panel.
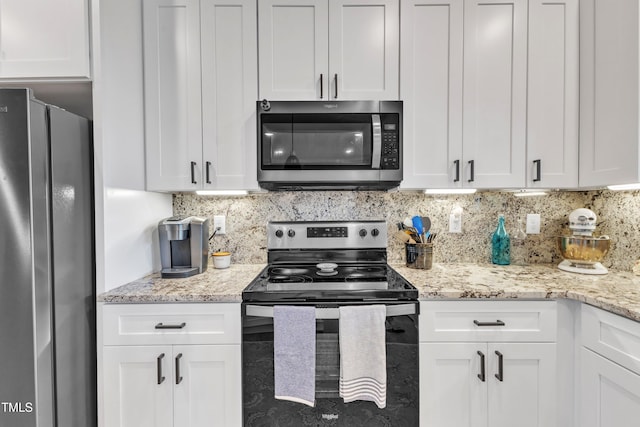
[268,221,387,250]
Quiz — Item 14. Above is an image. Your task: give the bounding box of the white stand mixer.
[557,208,610,275]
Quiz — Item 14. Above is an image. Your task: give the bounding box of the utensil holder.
[405,243,433,270]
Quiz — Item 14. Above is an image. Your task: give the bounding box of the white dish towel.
[339,305,387,409]
[273,305,316,407]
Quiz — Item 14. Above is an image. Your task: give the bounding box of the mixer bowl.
[557,236,610,265]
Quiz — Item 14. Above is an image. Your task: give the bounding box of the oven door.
[241,301,419,426]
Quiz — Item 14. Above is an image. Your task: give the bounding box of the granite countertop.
[99,263,640,322]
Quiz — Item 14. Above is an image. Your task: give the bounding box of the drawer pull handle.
[175,353,183,385]
[473,320,505,327]
[155,322,187,329]
[495,351,504,381]
[477,351,486,382]
[157,353,165,385]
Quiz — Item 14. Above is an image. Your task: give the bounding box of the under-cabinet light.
[607,183,640,191]
[424,189,477,195]
[195,190,248,196]
[513,190,549,197]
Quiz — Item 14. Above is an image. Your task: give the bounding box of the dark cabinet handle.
[495,351,504,381]
[157,353,165,385]
[533,159,541,182]
[454,159,460,182]
[206,161,212,184]
[477,351,486,382]
[334,74,338,99]
[473,320,506,327]
[320,74,324,99]
[155,322,186,329]
[175,353,183,385]
[468,160,475,182]
[190,161,197,184]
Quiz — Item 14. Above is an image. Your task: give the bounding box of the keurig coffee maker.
[158,216,210,278]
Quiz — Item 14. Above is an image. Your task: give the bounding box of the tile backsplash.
[173,189,640,272]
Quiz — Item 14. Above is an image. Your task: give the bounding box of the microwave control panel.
[381,116,400,169]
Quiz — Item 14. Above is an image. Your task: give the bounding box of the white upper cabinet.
[144,0,258,191]
[580,0,640,188]
[259,0,399,100]
[144,0,203,191]
[527,0,579,188]
[258,0,328,100]
[462,0,527,189]
[400,0,463,189]
[0,0,90,79]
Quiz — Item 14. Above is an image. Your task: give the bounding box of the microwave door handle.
[371,114,382,169]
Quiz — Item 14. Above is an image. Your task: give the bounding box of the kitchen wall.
[173,189,640,271]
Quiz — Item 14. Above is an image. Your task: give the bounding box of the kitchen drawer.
[420,300,557,342]
[103,303,241,346]
[582,304,640,376]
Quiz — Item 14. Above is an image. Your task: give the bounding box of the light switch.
[526,213,541,234]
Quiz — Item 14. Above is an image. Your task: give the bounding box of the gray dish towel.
[274,305,316,406]
[339,305,387,409]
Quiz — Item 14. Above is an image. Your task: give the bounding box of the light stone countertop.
[99,263,640,322]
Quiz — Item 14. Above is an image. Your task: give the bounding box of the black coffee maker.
[158,216,209,278]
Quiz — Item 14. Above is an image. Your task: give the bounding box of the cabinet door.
[400,0,463,189]
[527,0,579,188]
[0,0,90,79]
[201,0,259,190]
[143,0,203,191]
[173,345,242,427]
[581,347,640,427]
[329,0,399,100]
[488,343,557,427]
[462,0,527,188]
[579,0,640,187]
[103,346,174,427]
[258,0,328,100]
[420,343,487,427]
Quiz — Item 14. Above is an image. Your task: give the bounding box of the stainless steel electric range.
[242,220,419,426]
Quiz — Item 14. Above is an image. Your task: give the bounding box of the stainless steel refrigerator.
[0,89,95,427]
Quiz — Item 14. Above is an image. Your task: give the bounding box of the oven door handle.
[371,114,382,169]
[245,303,416,319]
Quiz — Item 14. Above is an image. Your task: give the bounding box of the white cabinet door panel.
[581,347,640,427]
[400,0,463,189]
[103,346,174,427]
[173,345,242,427]
[329,0,399,100]
[420,343,487,427]
[258,0,328,100]
[527,0,578,188]
[144,0,203,191]
[201,0,258,190]
[463,0,527,188]
[488,343,557,427]
[0,0,90,78]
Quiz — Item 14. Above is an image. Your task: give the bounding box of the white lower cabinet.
[102,303,241,427]
[420,301,558,427]
[580,304,640,427]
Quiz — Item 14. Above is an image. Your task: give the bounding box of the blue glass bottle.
[492,215,510,265]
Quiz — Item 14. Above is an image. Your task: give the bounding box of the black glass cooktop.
[242,263,417,302]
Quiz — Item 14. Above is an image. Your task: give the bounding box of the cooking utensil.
[411,216,424,242]
[421,216,431,233]
[403,217,413,228]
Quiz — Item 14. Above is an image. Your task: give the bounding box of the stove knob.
[359,229,368,238]
[275,229,284,238]
[287,229,296,238]
[371,228,380,237]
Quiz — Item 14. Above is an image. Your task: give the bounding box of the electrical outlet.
[213,215,226,235]
[449,207,463,233]
[526,213,541,234]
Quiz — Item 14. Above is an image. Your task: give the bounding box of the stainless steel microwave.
[257,100,402,191]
